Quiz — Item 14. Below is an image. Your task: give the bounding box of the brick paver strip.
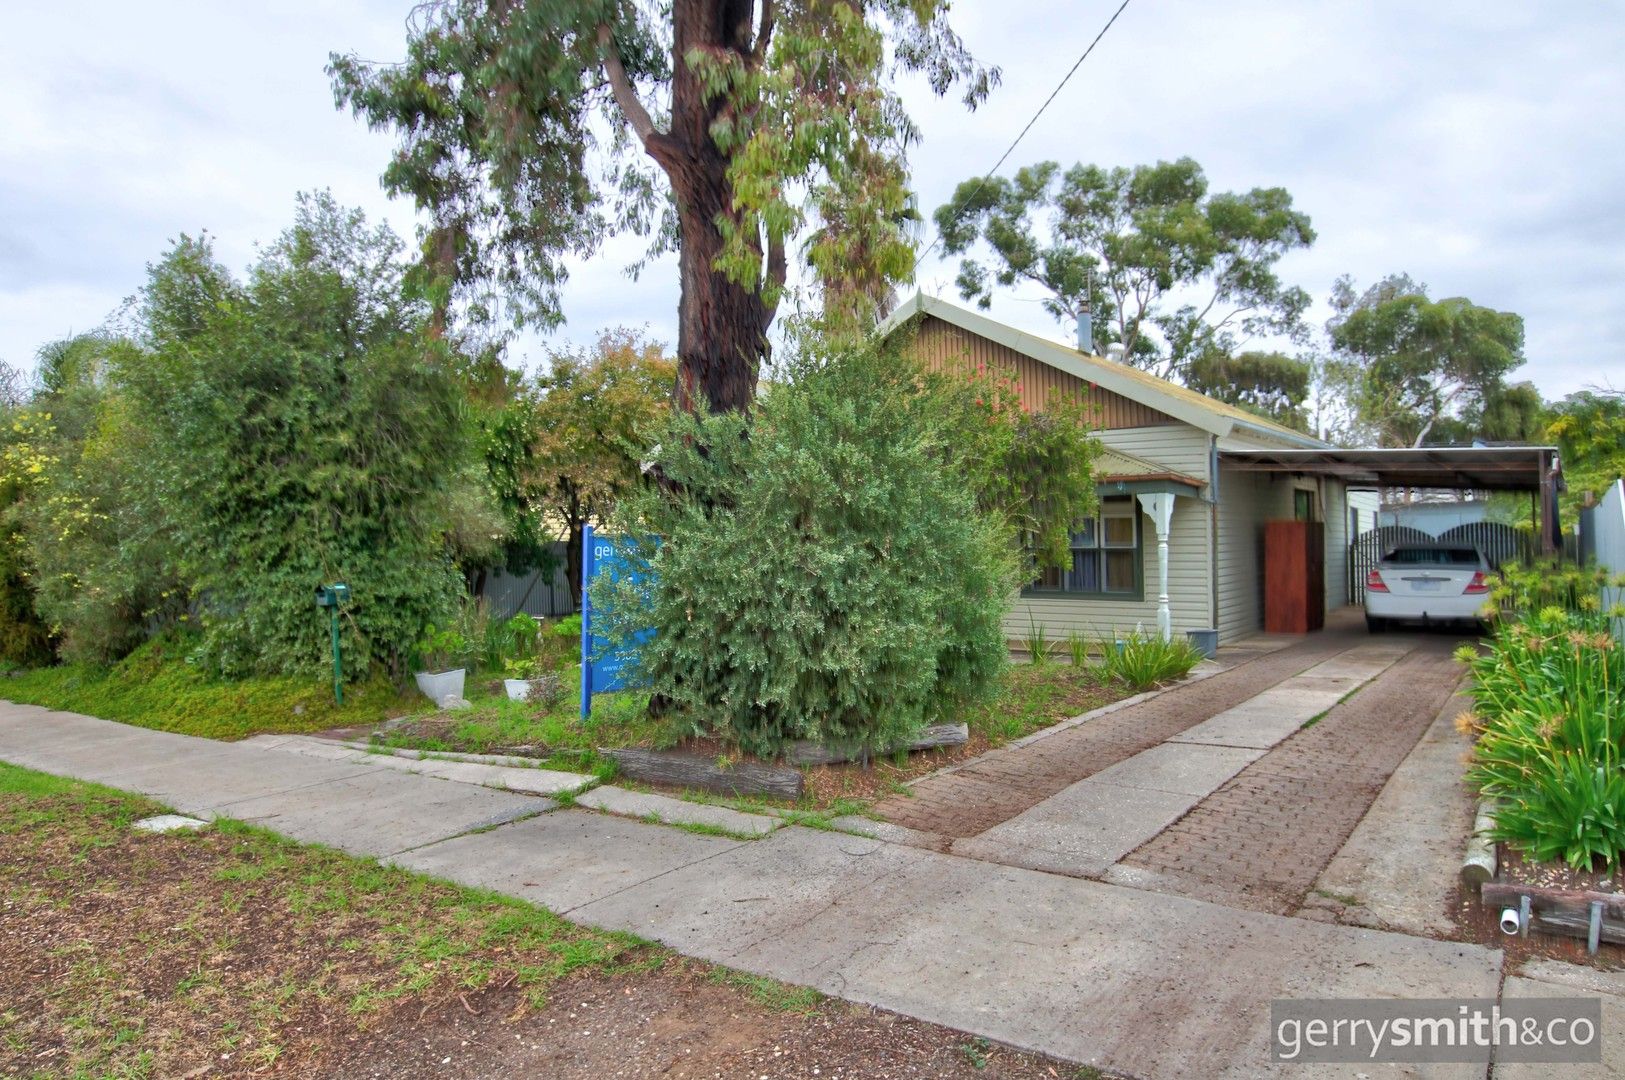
[874,631,1364,838]
[1117,638,1465,915]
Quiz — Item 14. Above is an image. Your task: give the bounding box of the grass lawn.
[1,637,1137,817]
[0,636,416,741]
[0,762,1098,1079]
[0,634,663,752]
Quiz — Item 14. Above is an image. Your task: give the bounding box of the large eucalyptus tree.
[331,0,995,413]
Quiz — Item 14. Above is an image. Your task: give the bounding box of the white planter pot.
[503,678,533,702]
[414,668,466,704]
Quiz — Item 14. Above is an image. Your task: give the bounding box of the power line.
[914,0,1134,271]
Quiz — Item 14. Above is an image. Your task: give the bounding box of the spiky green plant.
[1485,559,1618,620]
[1066,630,1091,671]
[1462,605,1625,869]
[1022,618,1050,665]
[1096,629,1202,690]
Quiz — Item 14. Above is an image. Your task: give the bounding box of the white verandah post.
[1137,492,1175,641]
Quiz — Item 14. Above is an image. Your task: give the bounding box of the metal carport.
[1218,445,1565,554]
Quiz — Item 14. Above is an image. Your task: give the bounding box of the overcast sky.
[4,1,1622,397]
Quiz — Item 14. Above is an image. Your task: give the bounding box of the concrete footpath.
[0,699,1512,1078]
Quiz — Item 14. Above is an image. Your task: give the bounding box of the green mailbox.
[315,583,350,703]
[315,583,350,608]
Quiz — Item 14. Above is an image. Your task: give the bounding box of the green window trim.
[1021,497,1146,602]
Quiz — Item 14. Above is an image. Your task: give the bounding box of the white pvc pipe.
[1500,907,1522,935]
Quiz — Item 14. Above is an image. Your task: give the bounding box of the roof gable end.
[878,293,1327,448]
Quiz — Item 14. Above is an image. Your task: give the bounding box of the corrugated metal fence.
[479,543,577,620]
[1594,480,1625,640]
[1348,521,1534,605]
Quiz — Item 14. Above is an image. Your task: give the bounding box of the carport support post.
[1137,493,1175,641]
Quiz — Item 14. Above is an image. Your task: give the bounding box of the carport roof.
[1217,445,1563,492]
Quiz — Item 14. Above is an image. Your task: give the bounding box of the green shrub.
[503,613,580,675]
[454,595,504,672]
[1463,606,1625,869]
[495,611,541,669]
[591,335,1020,759]
[0,512,53,667]
[121,197,468,679]
[414,623,471,673]
[541,614,582,670]
[1097,629,1202,690]
[3,362,190,664]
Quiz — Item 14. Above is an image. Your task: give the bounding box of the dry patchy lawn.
[0,763,1103,1079]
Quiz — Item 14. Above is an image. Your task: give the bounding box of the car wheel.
[1366,614,1386,634]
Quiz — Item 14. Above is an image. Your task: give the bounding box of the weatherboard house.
[877,293,1562,648]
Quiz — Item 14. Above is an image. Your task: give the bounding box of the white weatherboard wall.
[1349,489,1380,535]
[1008,424,1214,644]
[1215,468,1282,642]
[1213,468,1349,642]
[1006,495,1211,643]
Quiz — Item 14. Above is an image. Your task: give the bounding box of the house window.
[1028,497,1140,596]
[1294,489,1317,522]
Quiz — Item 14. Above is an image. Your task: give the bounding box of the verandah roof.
[1095,447,1204,497]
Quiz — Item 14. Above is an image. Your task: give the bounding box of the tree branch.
[754,0,776,61]
[760,231,787,331]
[598,24,661,145]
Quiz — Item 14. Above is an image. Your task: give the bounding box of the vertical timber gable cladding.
[909,316,1176,429]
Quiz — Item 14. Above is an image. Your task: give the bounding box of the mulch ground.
[336,965,1099,1080]
[1120,639,1466,915]
[0,787,1105,1079]
[1452,847,1625,970]
[872,632,1358,838]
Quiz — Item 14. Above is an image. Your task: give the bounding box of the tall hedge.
[591,336,1020,758]
[121,195,466,677]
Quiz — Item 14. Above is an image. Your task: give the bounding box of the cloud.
[1,0,1620,398]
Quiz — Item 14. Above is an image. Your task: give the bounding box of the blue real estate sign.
[579,524,655,718]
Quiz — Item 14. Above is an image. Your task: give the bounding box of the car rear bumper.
[1365,592,1486,623]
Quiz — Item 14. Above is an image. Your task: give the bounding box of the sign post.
[314,582,350,705]
[579,525,596,719]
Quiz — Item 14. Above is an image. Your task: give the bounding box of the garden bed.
[1451,562,1625,967]
[366,659,1133,814]
[1457,846,1625,968]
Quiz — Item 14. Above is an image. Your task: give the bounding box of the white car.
[1364,544,1491,632]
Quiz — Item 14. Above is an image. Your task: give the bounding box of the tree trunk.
[665,0,771,415]
[564,517,585,611]
[602,0,776,415]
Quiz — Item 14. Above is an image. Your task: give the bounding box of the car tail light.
[1465,571,1489,594]
[1366,569,1388,593]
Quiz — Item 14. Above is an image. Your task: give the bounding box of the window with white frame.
[1029,497,1140,595]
